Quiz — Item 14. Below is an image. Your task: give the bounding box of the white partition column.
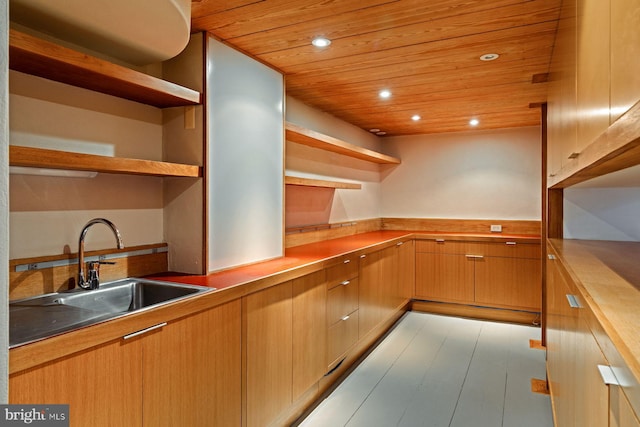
[206,37,284,271]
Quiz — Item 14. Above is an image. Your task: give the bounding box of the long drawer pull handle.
[396,242,404,246]
[566,294,581,308]
[465,254,484,259]
[341,315,350,321]
[506,242,517,245]
[343,259,351,264]
[123,322,167,340]
[435,239,445,243]
[341,280,350,286]
[360,254,366,259]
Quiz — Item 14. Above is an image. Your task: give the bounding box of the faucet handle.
[86,261,116,290]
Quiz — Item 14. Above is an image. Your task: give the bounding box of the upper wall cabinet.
[610,0,640,123]
[547,0,640,188]
[9,29,201,108]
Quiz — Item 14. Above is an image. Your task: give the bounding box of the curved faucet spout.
[78,218,124,290]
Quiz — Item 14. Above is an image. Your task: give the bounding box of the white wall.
[564,187,640,240]
[207,37,284,271]
[285,97,382,227]
[1,0,9,400]
[380,127,542,220]
[9,71,165,259]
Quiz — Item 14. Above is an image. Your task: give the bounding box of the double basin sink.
[10,278,212,347]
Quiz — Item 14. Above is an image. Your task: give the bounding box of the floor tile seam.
[447,322,484,427]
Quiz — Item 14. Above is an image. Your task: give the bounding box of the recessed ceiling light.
[411,115,421,121]
[311,37,331,48]
[376,131,387,136]
[479,53,499,61]
[379,90,391,99]
[369,128,381,133]
[469,118,480,126]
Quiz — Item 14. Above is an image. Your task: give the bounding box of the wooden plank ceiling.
[192,0,561,136]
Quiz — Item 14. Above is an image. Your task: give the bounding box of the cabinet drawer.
[327,310,359,367]
[326,256,359,289]
[416,240,485,255]
[327,278,359,325]
[484,242,541,259]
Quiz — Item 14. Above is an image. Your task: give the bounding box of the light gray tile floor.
[297,312,554,427]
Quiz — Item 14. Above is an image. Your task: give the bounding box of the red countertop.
[153,230,540,292]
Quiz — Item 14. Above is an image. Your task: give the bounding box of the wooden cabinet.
[415,241,475,303]
[415,239,541,311]
[547,0,577,176]
[10,338,143,427]
[292,270,327,398]
[611,387,640,427]
[547,247,640,427]
[610,0,640,123]
[243,281,293,427]
[576,0,610,148]
[9,301,242,427]
[359,240,413,339]
[547,0,640,185]
[142,300,242,427]
[243,270,327,427]
[326,257,359,369]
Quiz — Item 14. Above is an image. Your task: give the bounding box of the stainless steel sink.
[10,278,213,347]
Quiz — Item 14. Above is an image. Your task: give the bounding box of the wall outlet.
[490,224,502,232]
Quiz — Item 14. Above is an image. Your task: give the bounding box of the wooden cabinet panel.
[547,251,584,427]
[327,310,359,368]
[547,0,578,175]
[10,339,143,427]
[358,245,405,339]
[243,282,293,427]
[359,250,382,338]
[415,252,475,303]
[326,256,358,288]
[397,240,415,306]
[574,304,609,427]
[610,0,640,123]
[611,386,640,427]
[474,257,542,310]
[292,270,327,399]
[483,242,541,259]
[142,301,241,427]
[576,0,610,148]
[327,277,358,325]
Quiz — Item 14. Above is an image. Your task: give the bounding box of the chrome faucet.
[77,218,124,290]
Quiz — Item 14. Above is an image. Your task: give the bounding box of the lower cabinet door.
[9,338,144,427]
[415,252,474,303]
[243,282,293,427]
[292,270,327,399]
[611,386,640,427]
[142,300,242,427]
[474,256,541,310]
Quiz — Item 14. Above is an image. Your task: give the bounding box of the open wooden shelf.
[9,29,202,108]
[285,176,361,189]
[285,122,401,165]
[10,146,202,178]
